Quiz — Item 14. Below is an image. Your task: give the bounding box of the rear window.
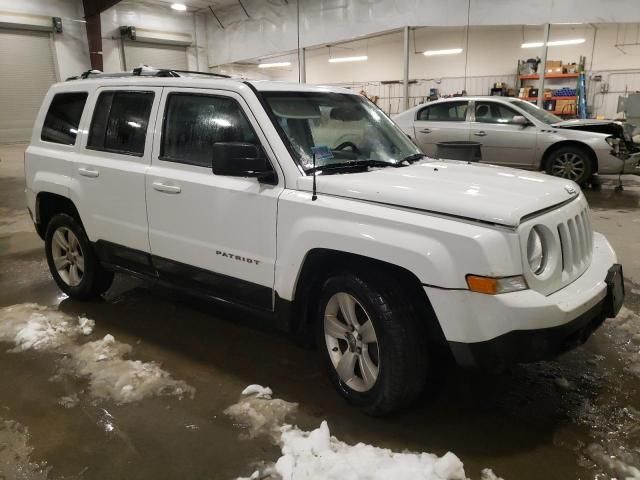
[87,91,154,156]
[41,92,88,145]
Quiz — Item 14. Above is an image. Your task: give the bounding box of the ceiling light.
[171,3,187,11]
[328,55,368,63]
[547,38,585,46]
[258,61,292,69]
[521,38,585,48]
[423,48,463,56]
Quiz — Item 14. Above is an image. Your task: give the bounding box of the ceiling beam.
[82,0,123,71]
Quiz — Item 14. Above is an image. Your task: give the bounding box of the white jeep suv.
[25,68,625,414]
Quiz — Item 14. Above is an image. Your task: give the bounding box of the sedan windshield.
[262,92,422,172]
[509,99,562,125]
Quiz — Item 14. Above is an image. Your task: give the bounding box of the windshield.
[262,92,422,172]
[509,99,562,125]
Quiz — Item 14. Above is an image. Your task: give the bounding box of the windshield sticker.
[311,145,334,161]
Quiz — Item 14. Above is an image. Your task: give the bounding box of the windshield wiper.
[304,159,403,175]
[399,153,426,164]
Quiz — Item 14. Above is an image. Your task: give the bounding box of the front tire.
[45,214,113,300]
[316,271,428,415]
[546,146,593,185]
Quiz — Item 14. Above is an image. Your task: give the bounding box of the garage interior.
[0,1,640,479]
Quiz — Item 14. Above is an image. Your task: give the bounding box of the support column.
[85,13,102,71]
[298,47,306,83]
[537,23,550,108]
[402,25,410,111]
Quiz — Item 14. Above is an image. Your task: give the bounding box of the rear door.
[73,86,161,273]
[470,100,538,168]
[145,88,283,310]
[413,100,470,157]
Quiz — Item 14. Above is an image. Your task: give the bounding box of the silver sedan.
[392,96,640,185]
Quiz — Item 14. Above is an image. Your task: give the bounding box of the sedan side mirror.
[212,142,276,184]
[512,115,530,126]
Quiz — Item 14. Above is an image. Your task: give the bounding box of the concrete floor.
[1,143,639,479]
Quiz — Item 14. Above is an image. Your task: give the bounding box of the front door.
[145,88,283,310]
[470,100,538,168]
[412,100,470,157]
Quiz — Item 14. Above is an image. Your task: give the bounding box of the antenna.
[311,152,318,201]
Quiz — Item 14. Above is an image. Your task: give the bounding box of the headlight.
[605,136,620,147]
[527,226,546,275]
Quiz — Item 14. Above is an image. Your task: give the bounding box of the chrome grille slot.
[558,207,593,274]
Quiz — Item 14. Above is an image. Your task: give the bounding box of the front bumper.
[424,232,622,369]
[596,149,640,175]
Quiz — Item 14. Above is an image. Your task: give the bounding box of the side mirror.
[211,142,276,184]
[512,115,530,126]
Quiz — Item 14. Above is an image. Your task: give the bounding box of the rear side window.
[87,91,154,156]
[41,92,88,145]
[417,101,468,122]
[160,93,257,167]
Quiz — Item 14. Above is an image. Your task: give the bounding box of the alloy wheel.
[51,226,84,287]
[550,152,585,181]
[324,292,380,392]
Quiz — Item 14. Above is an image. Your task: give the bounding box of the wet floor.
[1,144,639,479]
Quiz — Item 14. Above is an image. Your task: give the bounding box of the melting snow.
[0,303,193,405]
[227,385,501,480]
[0,416,49,479]
[242,384,273,399]
[609,306,640,378]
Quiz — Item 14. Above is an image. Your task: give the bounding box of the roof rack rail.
[67,66,231,81]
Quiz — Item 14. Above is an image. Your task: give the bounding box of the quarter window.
[41,92,88,145]
[87,91,154,156]
[474,102,520,124]
[417,101,468,122]
[160,93,258,167]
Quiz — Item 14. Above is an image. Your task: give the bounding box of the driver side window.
[417,101,468,122]
[474,102,520,124]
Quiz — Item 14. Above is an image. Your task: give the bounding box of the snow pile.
[274,420,466,480]
[225,385,297,439]
[0,303,193,405]
[583,442,640,480]
[0,303,92,351]
[0,416,49,480]
[228,385,501,480]
[63,334,194,404]
[607,306,640,378]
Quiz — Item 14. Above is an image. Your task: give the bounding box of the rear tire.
[545,146,593,185]
[316,270,428,415]
[45,214,113,300]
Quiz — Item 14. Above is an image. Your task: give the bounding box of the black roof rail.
[68,67,231,81]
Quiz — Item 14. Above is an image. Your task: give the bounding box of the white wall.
[101,0,207,73]
[0,0,89,80]
[206,0,640,67]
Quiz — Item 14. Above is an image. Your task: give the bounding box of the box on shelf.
[544,89,554,99]
[545,60,564,74]
[563,63,578,74]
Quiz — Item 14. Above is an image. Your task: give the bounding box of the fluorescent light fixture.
[171,3,187,11]
[258,61,292,69]
[554,22,583,25]
[521,38,585,48]
[328,55,368,63]
[547,38,585,46]
[423,48,463,56]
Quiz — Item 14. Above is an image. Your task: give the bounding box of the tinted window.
[475,101,520,124]
[87,91,154,156]
[41,92,88,145]
[161,93,257,167]
[417,101,468,122]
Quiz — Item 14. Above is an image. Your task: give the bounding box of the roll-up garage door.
[123,41,188,71]
[0,28,57,143]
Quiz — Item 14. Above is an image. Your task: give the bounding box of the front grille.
[557,207,593,274]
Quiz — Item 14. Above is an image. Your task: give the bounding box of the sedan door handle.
[78,167,99,178]
[152,181,181,194]
[419,128,432,134]
[473,131,488,137]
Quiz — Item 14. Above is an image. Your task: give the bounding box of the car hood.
[552,119,633,142]
[297,160,578,227]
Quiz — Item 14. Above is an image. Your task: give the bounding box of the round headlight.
[527,227,546,275]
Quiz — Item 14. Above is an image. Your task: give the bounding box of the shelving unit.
[517,70,580,116]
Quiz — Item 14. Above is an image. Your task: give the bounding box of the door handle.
[152,181,181,194]
[78,167,99,178]
[473,131,487,137]
[419,128,432,134]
